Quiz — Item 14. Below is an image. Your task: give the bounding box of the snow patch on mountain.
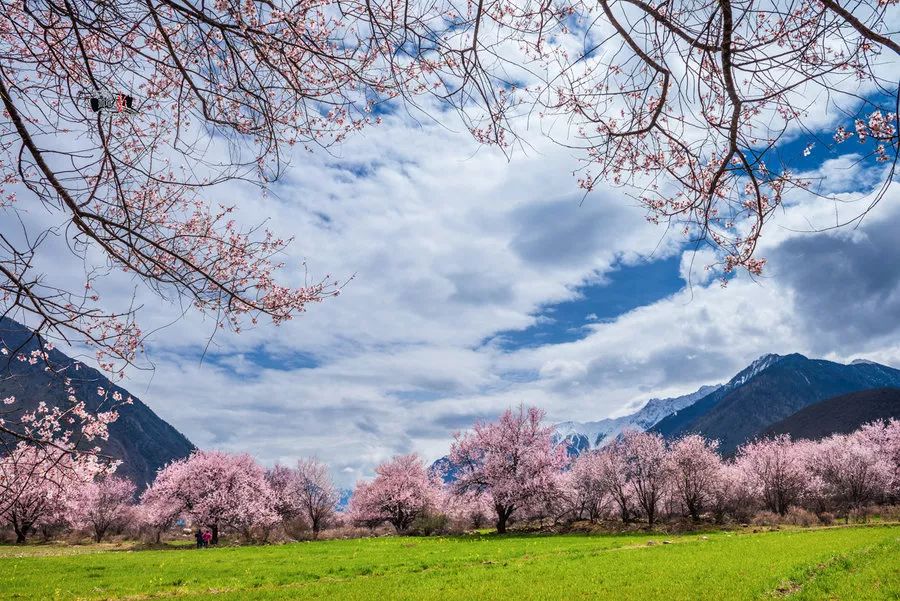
[725,353,786,389]
[555,384,722,450]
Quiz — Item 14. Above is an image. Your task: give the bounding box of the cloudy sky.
[49,96,883,488]
[9,76,896,487]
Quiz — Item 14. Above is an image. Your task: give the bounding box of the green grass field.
[1,525,899,600]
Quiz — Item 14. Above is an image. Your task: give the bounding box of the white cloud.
[8,77,899,489]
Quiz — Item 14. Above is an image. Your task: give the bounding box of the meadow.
[1,524,899,600]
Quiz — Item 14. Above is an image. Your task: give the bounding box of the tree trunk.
[496,514,507,534]
[12,517,31,544]
[495,505,512,534]
[211,523,219,545]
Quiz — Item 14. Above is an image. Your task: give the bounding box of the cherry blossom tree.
[0,336,127,504]
[594,443,635,523]
[69,475,136,542]
[0,444,90,542]
[139,450,278,543]
[531,0,899,276]
[669,435,723,521]
[266,458,338,538]
[348,454,438,533]
[567,451,610,522]
[736,435,808,515]
[449,406,567,533]
[709,462,750,524]
[857,419,900,501]
[440,488,494,530]
[134,491,181,544]
[266,464,302,522]
[809,429,892,515]
[618,430,671,526]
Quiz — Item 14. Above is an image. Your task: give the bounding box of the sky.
[5,36,899,488]
[63,103,890,489]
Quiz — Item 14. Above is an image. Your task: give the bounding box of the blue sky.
[492,255,685,350]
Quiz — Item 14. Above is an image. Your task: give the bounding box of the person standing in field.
[202,529,212,547]
[194,528,203,549]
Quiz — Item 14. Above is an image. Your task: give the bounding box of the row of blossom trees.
[0,450,339,544]
[346,408,900,533]
[2,406,898,542]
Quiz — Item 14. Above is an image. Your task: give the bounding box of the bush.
[849,506,871,524]
[750,511,780,526]
[409,512,450,536]
[783,508,818,527]
[817,512,835,525]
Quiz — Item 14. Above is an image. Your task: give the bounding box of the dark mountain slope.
[0,318,194,489]
[654,353,900,453]
[763,387,900,440]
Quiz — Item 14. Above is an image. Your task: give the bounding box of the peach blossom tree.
[348,453,439,533]
[449,406,568,533]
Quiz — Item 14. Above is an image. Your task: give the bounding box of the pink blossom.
[348,454,438,533]
[449,406,567,533]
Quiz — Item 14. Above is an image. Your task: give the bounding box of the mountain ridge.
[763,387,900,440]
[655,353,900,453]
[558,353,900,455]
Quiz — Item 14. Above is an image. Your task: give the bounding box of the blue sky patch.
[490,254,684,350]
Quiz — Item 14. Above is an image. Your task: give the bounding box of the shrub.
[783,507,818,527]
[409,512,450,536]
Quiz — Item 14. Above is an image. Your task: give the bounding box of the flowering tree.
[348,454,438,533]
[69,475,136,542]
[709,462,749,524]
[135,492,180,544]
[266,458,338,538]
[595,443,634,523]
[449,406,567,533]
[440,488,494,530]
[669,435,723,521]
[0,335,126,506]
[567,451,610,522]
[857,419,900,501]
[0,445,90,542]
[808,429,893,515]
[736,435,809,515]
[139,450,278,542]
[618,430,671,526]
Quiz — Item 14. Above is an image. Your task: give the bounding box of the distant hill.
[763,388,900,440]
[652,354,900,453]
[0,318,194,490]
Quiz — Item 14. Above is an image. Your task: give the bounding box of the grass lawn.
[1,524,898,600]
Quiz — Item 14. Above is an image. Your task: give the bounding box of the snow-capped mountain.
[554,383,722,451]
[652,353,900,453]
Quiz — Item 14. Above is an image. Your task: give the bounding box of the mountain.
[763,387,900,440]
[554,384,722,452]
[0,318,194,490]
[652,354,900,453]
[430,455,461,484]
